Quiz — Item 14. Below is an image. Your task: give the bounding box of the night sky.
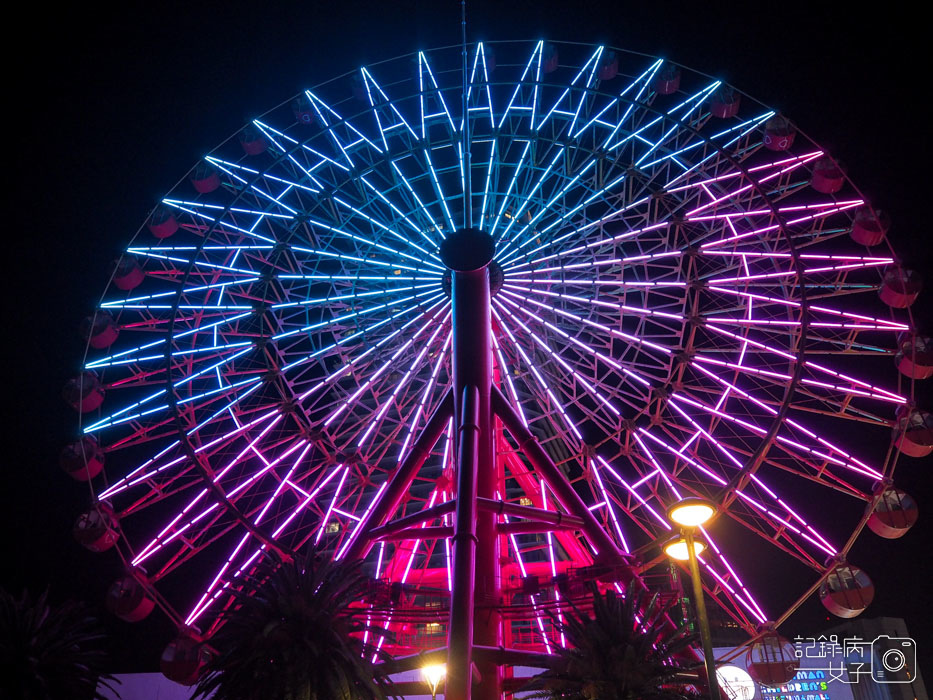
[6,0,932,676]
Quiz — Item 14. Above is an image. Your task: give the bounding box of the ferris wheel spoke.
[687,360,885,488]
[662,398,843,557]
[413,51,456,139]
[593,453,673,543]
[487,140,531,235]
[325,193,444,264]
[603,439,768,625]
[86,343,254,383]
[125,246,264,277]
[638,109,774,174]
[86,328,253,369]
[253,119,352,180]
[127,415,285,565]
[156,201,274,245]
[286,293,447,415]
[569,57,661,144]
[356,174,444,250]
[685,152,823,220]
[357,67,420,151]
[493,298,624,421]
[502,274,687,293]
[592,453,747,625]
[285,243,440,276]
[396,330,453,462]
[665,148,812,196]
[705,283,905,331]
[670,380,885,485]
[701,323,904,403]
[139,434,311,573]
[634,427,835,567]
[495,158,599,260]
[84,368,262,436]
[501,280,683,323]
[202,158,311,214]
[249,121,335,190]
[319,302,450,431]
[497,41,545,131]
[418,147,458,233]
[698,530,769,625]
[304,89,385,168]
[699,336,899,425]
[463,42,495,130]
[355,310,452,451]
[503,220,672,272]
[604,78,718,159]
[497,286,673,366]
[495,292,661,409]
[499,504,558,652]
[535,45,604,133]
[100,403,280,503]
[186,451,351,627]
[492,305,585,443]
[582,456,630,552]
[273,286,442,349]
[631,80,722,168]
[493,146,566,250]
[704,257,886,287]
[501,197,664,265]
[692,355,905,410]
[269,282,440,312]
[492,333,529,427]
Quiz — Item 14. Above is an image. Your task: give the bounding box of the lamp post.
[421,663,446,700]
[665,498,721,700]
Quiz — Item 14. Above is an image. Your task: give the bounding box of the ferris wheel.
[63,40,930,693]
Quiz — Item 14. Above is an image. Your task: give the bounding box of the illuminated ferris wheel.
[63,40,930,694]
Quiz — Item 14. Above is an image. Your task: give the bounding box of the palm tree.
[0,587,119,700]
[193,551,395,700]
[525,580,701,700]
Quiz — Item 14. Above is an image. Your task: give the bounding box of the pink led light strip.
[503,282,683,321]
[186,457,354,626]
[626,437,768,623]
[703,323,905,403]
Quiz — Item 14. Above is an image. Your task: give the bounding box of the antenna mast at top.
[461,0,472,230]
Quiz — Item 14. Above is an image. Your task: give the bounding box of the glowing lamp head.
[667,497,716,527]
[664,535,707,561]
[421,663,446,694]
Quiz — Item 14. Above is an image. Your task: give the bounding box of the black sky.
[5,0,932,675]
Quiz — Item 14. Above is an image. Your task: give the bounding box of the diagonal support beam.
[492,385,634,577]
[339,389,454,561]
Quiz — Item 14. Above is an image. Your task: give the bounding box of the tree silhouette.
[525,581,701,700]
[0,587,119,700]
[193,552,395,700]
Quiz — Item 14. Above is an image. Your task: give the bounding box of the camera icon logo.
[871,635,916,683]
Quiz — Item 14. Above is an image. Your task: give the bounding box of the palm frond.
[524,581,701,700]
[0,587,119,700]
[193,551,396,700]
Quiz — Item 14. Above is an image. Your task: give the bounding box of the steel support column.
[443,229,500,700]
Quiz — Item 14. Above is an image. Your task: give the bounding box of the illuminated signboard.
[714,646,856,700]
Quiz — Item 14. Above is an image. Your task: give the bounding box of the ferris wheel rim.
[70,39,918,649]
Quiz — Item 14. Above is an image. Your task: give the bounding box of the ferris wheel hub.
[440,228,495,271]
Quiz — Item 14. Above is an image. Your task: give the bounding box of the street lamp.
[665,498,721,700]
[421,663,446,700]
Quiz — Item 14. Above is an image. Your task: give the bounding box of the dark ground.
[4,0,931,678]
